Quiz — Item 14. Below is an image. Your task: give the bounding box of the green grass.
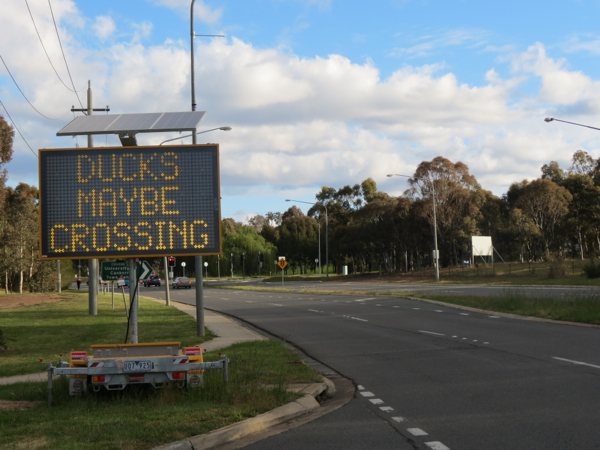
[0,293,322,450]
[0,292,215,377]
[409,290,600,325]
[0,341,321,450]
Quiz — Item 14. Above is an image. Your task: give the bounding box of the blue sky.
[3,0,600,221]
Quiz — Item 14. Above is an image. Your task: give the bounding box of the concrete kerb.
[152,383,328,450]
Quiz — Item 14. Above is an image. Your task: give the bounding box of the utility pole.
[190,0,224,336]
[71,81,109,315]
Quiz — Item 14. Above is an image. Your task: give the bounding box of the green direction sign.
[101,262,129,281]
[136,260,153,280]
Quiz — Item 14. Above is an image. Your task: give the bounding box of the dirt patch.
[0,399,42,411]
[0,294,63,309]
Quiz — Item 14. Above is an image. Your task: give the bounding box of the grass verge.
[409,290,600,325]
[0,292,215,377]
[0,293,322,450]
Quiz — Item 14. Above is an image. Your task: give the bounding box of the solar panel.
[57,111,207,136]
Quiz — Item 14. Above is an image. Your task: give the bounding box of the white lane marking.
[357,385,364,390]
[393,306,400,308]
[355,298,376,302]
[380,406,394,412]
[308,309,320,313]
[459,313,469,316]
[426,442,450,450]
[489,316,500,319]
[392,416,406,423]
[419,330,445,336]
[246,301,255,303]
[408,428,428,436]
[435,310,444,313]
[360,391,374,397]
[352,317,368,322]
[553,357,600,370]
[369,398,384,405]
[376,304,382,307]
[413,308,420,310]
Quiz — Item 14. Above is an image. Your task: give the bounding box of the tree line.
[2,110,600,289]
[237,152,600,276]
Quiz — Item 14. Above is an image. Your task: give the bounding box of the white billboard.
[472,236,493,257]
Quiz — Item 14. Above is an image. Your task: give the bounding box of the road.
[142,285,600,449]
[225,278,600,297]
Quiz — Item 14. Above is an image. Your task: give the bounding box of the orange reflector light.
[93,376,105,382]
[172,372,184,379]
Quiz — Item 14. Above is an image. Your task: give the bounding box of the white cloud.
[93,16,116,40]
[150,0,223,23]
[5,3,600,205]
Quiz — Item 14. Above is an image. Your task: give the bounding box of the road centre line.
[426,442,450,450]
[408,428,428,436]
[419,330,445,336]
[553,357,600,370]
[355,297,376,302]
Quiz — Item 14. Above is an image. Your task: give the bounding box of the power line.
[0,99,38,159]
[47,0,85,110]
[0,54,67,120]
[24,0,85,94]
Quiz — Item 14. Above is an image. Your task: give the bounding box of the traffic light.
[168,257,176,267]
[215,261,219,265]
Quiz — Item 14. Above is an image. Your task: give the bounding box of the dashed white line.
[553,357,600,370]
[380,406,394,412]
[308,309,320,313]
[355,298,376,302]
[408,428,428,436]
[352,317,368,322]
[392,416,406,423]
[426,442,450,450]
[419,330,445,336]
[369,398,384,405]
[360,391,375,397]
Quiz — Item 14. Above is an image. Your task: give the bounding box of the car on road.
[144,275,161,287]
[172,277,192,289]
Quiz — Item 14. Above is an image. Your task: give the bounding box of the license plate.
[123,360,153,372]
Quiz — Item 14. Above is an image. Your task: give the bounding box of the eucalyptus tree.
[515,178,572,254]
[406,157,485,266]
[0,115,14,292]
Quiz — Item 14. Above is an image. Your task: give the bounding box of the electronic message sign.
[39,144,221,260]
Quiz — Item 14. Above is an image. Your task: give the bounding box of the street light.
[387,173,440,282]
[544,117,600,131]
[159,126,232,145]
[285,199,329,277]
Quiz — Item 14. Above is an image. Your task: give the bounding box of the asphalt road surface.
[142,285,600,449]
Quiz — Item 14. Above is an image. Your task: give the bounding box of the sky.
[3,0,600,222]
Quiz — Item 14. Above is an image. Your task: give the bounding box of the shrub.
[583,258,600,279]
[548,253,567,279]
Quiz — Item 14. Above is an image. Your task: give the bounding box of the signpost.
[277,257,287,288]
[101,261,129,281]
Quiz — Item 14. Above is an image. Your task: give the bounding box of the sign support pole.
[163,257,171,306]
[128,258,138,344]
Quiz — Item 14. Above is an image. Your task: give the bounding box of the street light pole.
[544,117,600,131]
[387,173,439,282]
[285,199,329,277]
